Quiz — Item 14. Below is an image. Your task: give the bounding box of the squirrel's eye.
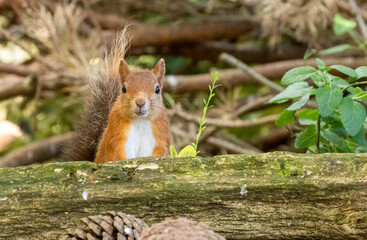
[155,86,160,94]
[122,85,127,93]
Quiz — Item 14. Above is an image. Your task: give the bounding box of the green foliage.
[318,44,355,55]
[269,58,367,153]
[170,145,197,157]
[339,97,366,136]
[280,66,317,85]
[269,82,313,103]
[330,65,357,78]
[275,110,295,126]
[305,14,366,59]
[333,14,357,35]
[170,71,220,157]
[315,86,342,117]
[1,95,81,156]
[294,125,317,149]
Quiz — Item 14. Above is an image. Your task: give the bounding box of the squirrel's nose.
[135,99,146,108]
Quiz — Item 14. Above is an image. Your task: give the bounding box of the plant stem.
[316,114,321,154]
[193,72,220,154]
[342,80,367,91]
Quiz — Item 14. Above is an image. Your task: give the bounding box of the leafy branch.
[269,58,367,153]
[192,71,221,154]
[170,71,221,157]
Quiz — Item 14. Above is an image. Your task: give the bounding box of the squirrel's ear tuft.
[119,59,130,83]
[152,58,165,86]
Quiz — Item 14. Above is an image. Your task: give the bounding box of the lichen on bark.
[0,152,366,239]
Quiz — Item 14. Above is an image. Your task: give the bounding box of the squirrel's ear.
[152,58,165,86]
[119,59,130,83]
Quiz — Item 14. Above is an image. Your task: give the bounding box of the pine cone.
[63,211,149,240]
[140,218,226,240]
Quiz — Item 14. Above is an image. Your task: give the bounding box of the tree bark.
[0,152,366,239]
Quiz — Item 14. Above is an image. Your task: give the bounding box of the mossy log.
[0,152,366,239]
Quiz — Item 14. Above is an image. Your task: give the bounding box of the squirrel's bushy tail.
[62,30,129,162]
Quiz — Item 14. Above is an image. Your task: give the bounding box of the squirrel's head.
[118,58,165,120]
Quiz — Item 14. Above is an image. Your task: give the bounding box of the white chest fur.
[125,119,156,159]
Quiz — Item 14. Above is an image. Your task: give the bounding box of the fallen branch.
[206,136,261,154]
[219,52,284,92]
[0,133,72,168]
[0,62,40,76]
[84,8,257,46]
[232,95,274,117]
[132,42,308,63]
[172,109,279,128]
[102,20,255,47]
[250,127,292,151]
[0,153,366,239]
[0,74,66,100]
[30,1,256,48]
[163,57,367,92]
[1,57,365,101]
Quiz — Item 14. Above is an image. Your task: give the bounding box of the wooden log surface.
[0,152,366,239]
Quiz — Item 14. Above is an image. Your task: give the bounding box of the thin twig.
[233,95,274,117]
[32,77,42,132]
[219,52,285,92]
[170,126,260,154]
[206,137,260,154]
[316,114,321,154]
[220,133,263,153]
[171,109,279,128]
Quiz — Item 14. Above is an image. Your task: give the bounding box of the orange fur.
[94,98,129,163]
[152,110,170,157]
[94,59,170,163]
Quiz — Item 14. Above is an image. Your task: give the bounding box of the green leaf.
[315,86,343,117]
[281,66,317,85]
[178,145,197,157]
[353,126,367,145]
[330,65,357,78]
[333,14,357,35]
[295,125,317,149]
[268,82,313,103]
[355,66,367,79]
[353,91,367,100]
[333,78,349,88]
[319,44,354,55]
[321,129,351,152]
[298,109,319,125]
[275,110,295,126]
[340,97,367,136]
[169,145,178,157]
[316,58,326,70]
[310,74,324,87]
[287,94,310,111]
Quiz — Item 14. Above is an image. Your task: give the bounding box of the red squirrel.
[62,32,170,163]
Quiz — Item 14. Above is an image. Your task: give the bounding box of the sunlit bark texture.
[0,152,366,239]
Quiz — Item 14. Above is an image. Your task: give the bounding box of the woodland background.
[0,0,366,167]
